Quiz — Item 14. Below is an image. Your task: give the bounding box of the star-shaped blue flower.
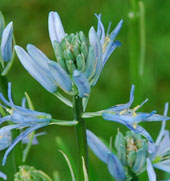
[0,82,51,165]
[103,85,170,142]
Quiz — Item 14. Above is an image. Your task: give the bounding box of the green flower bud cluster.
[115,130,148,175]
[54,31,89,74]
[14,165,52,181]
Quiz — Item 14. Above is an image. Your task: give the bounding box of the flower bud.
[81,42,88,59]
[65,59,76,74]
[76,54,85,71]
[14,165,52,181]
[115,130,148,175]
[57,57,66,70]
[54,31,89,76]
[64,49,74,60]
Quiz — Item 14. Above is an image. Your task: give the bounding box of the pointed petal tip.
[89,26,95,32]
[14,45,21,51]
[114,40,121,47]
[26,43,33,49]
[7,21,13,27]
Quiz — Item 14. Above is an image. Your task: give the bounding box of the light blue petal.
[27,44,65,89]
[83,45,96,80]
[107,153,126,180]
[102,19,123,62]
[0,92,11,107]
[103,40,121,65]
[0,116,11,124]
[48,11,65,45]
[0,124,30,134]
[154,159,170,172]
[95,14,105,45]
[108,84,135,111]
[88,27,103,86]
[91,41,121,86]
[27,44,50,69]
[155,131,170,158]
[48,60,72,92]
[148,142,156,154]
[0,171,7,180]
[7,82,15,106]
[143,114,170,122]
[14,106,51,118]
[132,125,154,143]
[86,129,110,163]
[108,19,123,44]
[22,131,46,145]
[21,97,26,108]
[73,70,90,97]
[15,45,57,93]
[0,130,12,151]
[11,113,50,124]
[2,123,48,165]
[1,22,13,62]
[156,102,169,145]
[147,158,156,181]
[133,111,156,123]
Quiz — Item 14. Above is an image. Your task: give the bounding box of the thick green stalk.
[73,95,88,181]
[128,168,139,181]
[128,0,145,105]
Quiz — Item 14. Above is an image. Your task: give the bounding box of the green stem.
[128,0,145,105]
[127,167,139,181]
[73,95,88,181]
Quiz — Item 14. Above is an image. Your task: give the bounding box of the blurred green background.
[0,0,170,180]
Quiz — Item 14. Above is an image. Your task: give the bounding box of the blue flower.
[0,82,51,165]
[147,103,170,180]
[15,11,122,98]
[86,129,126,181]
[103,85,170,142]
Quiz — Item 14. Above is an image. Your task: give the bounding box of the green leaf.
[54,92,73,108]
[59,150,76,181]
[82,157,88,181]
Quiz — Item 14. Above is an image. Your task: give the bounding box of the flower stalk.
[73,95,88,180]
[128,0,145,105]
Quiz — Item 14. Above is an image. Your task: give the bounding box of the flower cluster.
[15,11,122,98]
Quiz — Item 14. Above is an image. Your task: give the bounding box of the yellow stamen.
[133,123,137,129]
[119,109,128,115]
[103,36,110,52]
[6,108,13,114]
[133,105,140,112]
